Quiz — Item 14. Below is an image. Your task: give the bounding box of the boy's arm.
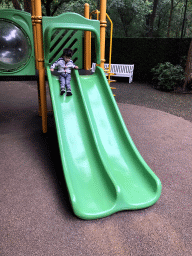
[73,64,79,69]
[50,59,60,70]
[50,63,56,71]
[70,60,78,69]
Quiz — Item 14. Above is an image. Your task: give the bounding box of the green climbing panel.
[42,12,101,69]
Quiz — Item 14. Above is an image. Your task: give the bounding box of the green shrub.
[151,62,185,91]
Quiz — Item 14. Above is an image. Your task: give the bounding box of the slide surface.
[47,66,161,219]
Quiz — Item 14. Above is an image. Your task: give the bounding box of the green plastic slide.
[47,66,161,219]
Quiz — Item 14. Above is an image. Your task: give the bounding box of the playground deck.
[1,79,191,255]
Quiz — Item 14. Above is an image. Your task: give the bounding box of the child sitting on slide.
[50,48,78,96]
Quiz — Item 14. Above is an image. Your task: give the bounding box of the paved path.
[1,80,192,256]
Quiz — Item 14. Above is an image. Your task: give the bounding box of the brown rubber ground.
[1,80,191,256]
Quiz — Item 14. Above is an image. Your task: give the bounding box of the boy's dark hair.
[63,48,73,57]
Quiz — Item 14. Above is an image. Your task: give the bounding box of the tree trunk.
[181,0,188,38]
[167,0,174,37]
[24,0,32,13]
[51,0,65,16]
[12,0,22,10]
[45,0,51,16]
[97,0,100,10]
[183,39,192,91]
[147,0,159,37]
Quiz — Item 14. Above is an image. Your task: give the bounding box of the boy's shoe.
[66,91,72,96]
[60,89,65,95]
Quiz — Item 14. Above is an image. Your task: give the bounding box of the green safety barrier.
[0,9,35,76]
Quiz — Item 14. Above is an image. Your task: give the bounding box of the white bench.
[92,63,134,83]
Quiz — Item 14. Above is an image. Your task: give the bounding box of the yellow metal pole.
[99,0,107,70]
[34,0,47,133]
[106,13,113,72]
[96,10,99,20]
[84,3,91,70]
[31,0,42,117]
[31,0,38,70]
[106,13,113,86]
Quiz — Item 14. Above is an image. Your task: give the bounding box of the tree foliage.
[41,0,76,16]
[0,0,78,15]
[0,0,192,37]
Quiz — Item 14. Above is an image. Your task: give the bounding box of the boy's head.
[63,48,73,62]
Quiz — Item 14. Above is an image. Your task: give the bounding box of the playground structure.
[0,0,161,219]
[0,0,113,133]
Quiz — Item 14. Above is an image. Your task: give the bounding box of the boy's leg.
[66,74,72,96]
[59,73,66,95]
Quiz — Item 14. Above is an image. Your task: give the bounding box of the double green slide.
[47,66,161,219]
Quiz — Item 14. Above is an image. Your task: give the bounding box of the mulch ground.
[113,80,192,123]
[1,79,192,256]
